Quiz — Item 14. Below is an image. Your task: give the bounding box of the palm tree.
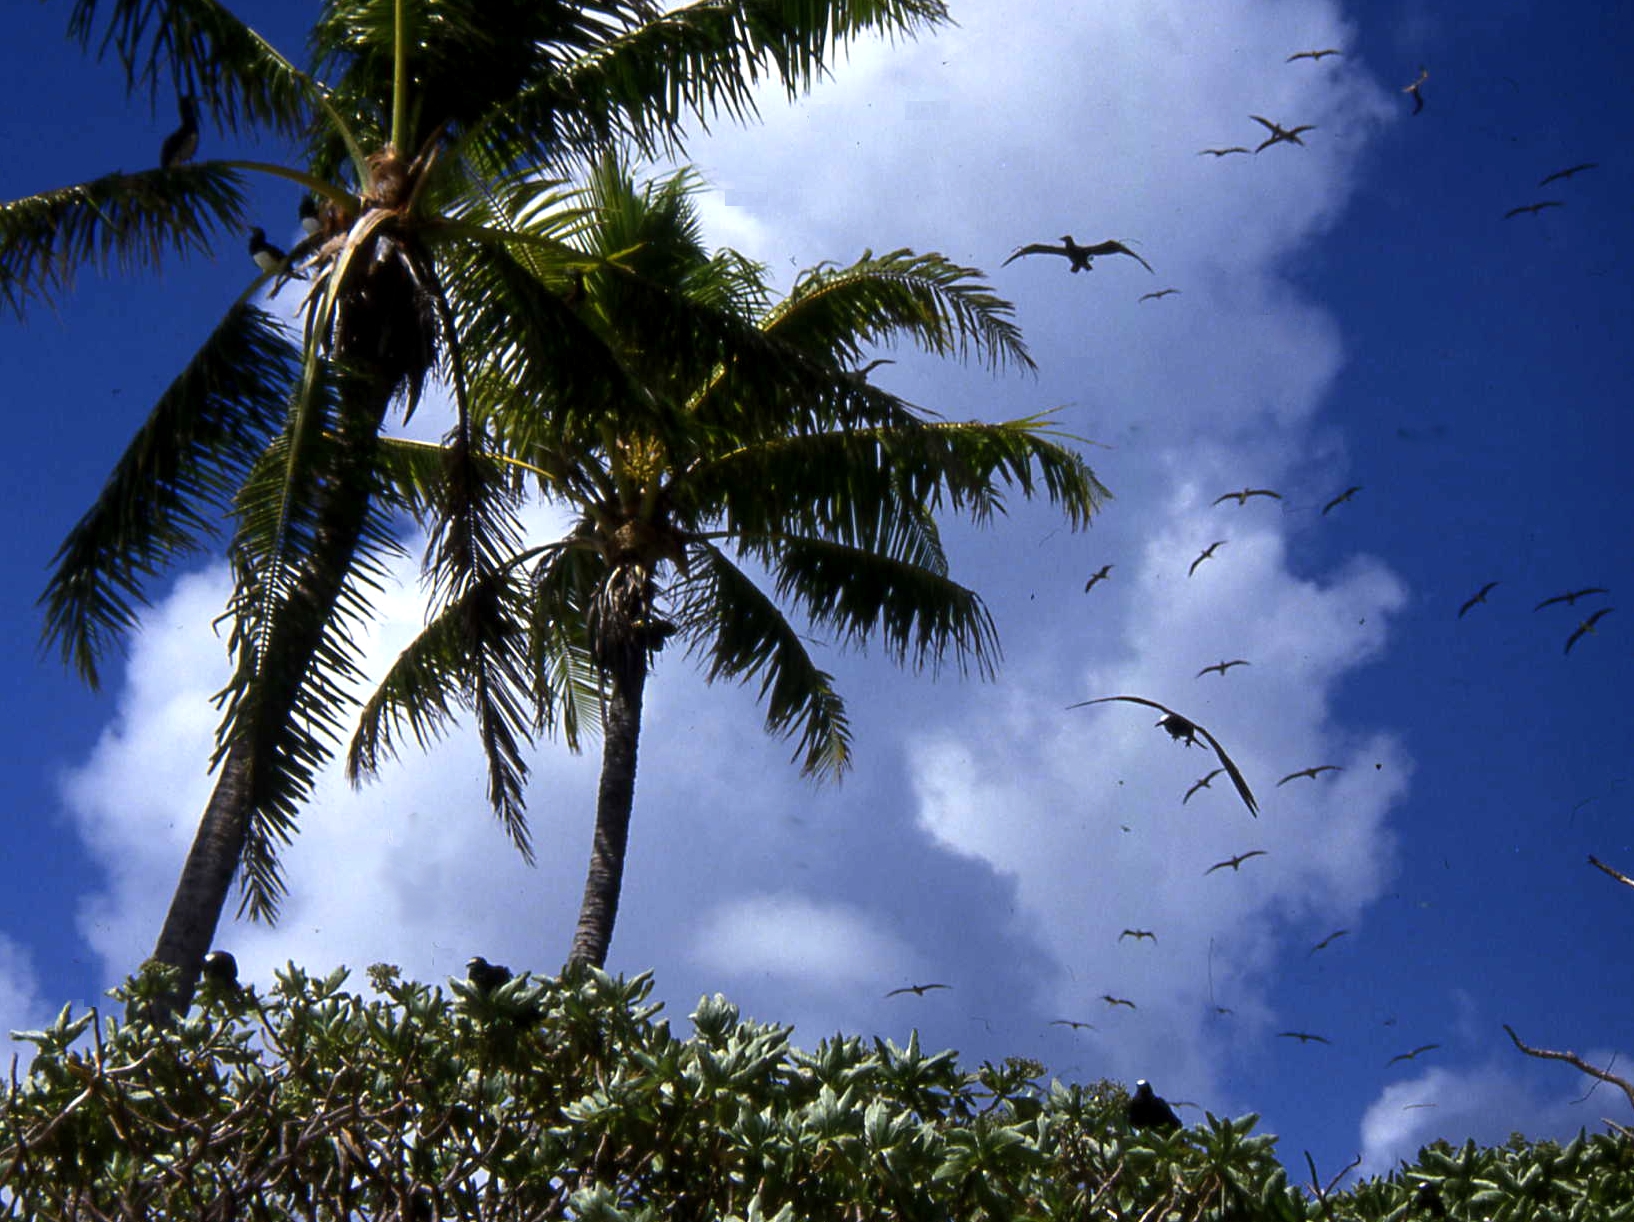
[12,0,954,1009]
[350,157,1110,968]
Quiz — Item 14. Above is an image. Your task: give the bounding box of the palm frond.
[767,531,1002,680]
[528,534,606,748]
[676,544,852,779]
[66,0,319,141]
[0,165,246,316]
[763,248,1034,374]
[41,303,298,688]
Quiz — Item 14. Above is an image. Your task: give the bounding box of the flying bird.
[466,955,513,994]
[1051,1018,1098,1031]
[1458,581,1499,618]
[1206,849,1268,875]
[1189,540,1227,576]
[1278,1030,1331,1045]
[1504,200,1564,218]
[1308,928,1349,955]
[201,949,238,988]
[1101,994,1138,1009]
[1214,487,1283,506]
[1127,1080,1182,1130]
[1535,587,1608,611]
[1197,659,1250,678]
[298,194,322,236]
[1322,486,1362,515]
[1564,607,1613,654]
[1004,236,1154,274]
[1250,115,1316,151]
[1287,48,1342,62]
[1277,765,1342,786]
[1198,146,1251,157]
[1538,162,1598,187]
[1403,67,1428,115]
[159,94,199,169]
[1183,768,1226,804]
[885,982,950,998]
[1119,929,1158,943]
[1084,563,1114,593]
[1070,695,1258,815]
[1387,1043,1442,1066]
[1139,288,1180,302]
[1588,855,1634,889]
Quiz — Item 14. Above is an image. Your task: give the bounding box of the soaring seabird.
[1003,236,1154,274]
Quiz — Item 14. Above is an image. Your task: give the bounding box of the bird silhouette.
[1322,486,1362,515]
[201,949,238,988]
[1251,115,1316,151]
[1183,768,1226,804]
[1189,540,1227,576]
[1588,855,1634,889]
[1215,487,1282,506]
[1458,581,1499,617]
[1197,659,1250,678]
[1287,48,1342,62]
[1119,929,1158,943]
[1139,288,1180,302]
[1278,1030,1331,1045]
[1198,146,1251,157]
[1386,1043,1441,1066]
[1051,1018,1098,1031]
[1070,695,1259,815]
[1505,200,1563,218]
[1004,236,1154,274]
[1539,162,1598,187]
[1127,1080,1182,1130]
[1277,765,1342,786]
[1564,608,1613,654]
[159,95,199,169]
[1308,929,1349,955]
[1206,849,1267,874]
[885,982,950,998]
[1101,994,1138,1009]
[1084,563,1114,592]
[466,955,513,994]
[1403,67,1428,115]
[1535,587,1608,611]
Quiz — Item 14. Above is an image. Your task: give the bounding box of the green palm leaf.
[41,302,298,688]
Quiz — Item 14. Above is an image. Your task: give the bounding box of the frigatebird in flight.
[1565,608,1613,654]
[1539,162,1598,187]
[1215,487,1282,506]
[1198,146,1251,157]
[1403,67,1428,115]
[1206,849,1268,875]
[1197,659,1250,678]
[1535,587,1608,611]
[1322,486,1362,515]
[1119,929,1157,943]
[1183,768,1226,803]
[1139,288,1180,302]
[885,982,950,998]
[1004,236,1154,274]
[1084,563,1114,592]
[1308,929,1349,955]
[1189,540,1227,576]
[1387,1043,1441,1066]
[1251,115,1316,151]
[1102,994,1138,1009]
[1070,695,1259,815]
[1051,1018,1097,1031]
[1278,1030,1332,1045]
[1458,582,1499,618]
[1277,765,1342,786]
[1505,200,1563,218]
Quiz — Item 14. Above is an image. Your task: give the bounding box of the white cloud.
[0,934,51,1065]
[691,893,921,988]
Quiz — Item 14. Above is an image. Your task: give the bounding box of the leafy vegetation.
[5,965,1630,1219]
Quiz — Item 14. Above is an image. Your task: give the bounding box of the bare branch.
[1503,1024,1634,1111]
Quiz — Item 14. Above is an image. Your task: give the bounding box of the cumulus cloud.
[0,934,52,1064]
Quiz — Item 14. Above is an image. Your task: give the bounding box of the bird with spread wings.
[1004,235,1154,274]
[1071,695,1259,815]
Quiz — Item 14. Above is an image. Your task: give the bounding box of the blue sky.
[3,0,1631,1185]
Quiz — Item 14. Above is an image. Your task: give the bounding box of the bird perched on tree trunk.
[1128,1079,1182,1130]
[159,95,199,169]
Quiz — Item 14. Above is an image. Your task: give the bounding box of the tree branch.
[1502,1024,1634,1111]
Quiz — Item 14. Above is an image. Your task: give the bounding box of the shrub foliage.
[3,964,1630,1220]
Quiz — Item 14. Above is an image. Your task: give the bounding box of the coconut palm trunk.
[568,662,648,968]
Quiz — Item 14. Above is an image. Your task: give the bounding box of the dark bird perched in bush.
[466,956,513,994]
[159,95,199,169]
[200,949,238,988]
[1128,1079,1182,1130]
[1071,695,1258,815]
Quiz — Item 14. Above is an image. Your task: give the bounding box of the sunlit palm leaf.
[41,303,298,688]
[0,165,246,316]
[677,544,852,778]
